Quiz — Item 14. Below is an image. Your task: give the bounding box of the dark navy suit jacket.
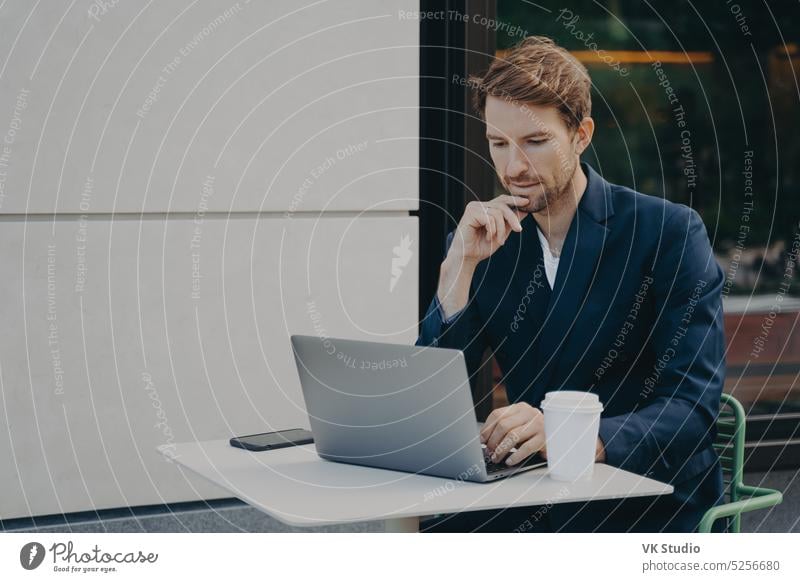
[416,162,726,532]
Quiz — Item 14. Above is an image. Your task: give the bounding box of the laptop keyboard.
[485,456,511,473]
[482,444,547,474]
[481,444,514,473]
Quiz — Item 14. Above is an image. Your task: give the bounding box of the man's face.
[485,95,581,214]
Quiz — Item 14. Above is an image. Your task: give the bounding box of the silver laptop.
[290,334,547,482]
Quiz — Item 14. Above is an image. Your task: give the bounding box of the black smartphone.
[229,428,314,452]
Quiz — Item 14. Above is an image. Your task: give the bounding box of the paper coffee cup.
[541,391,603,482]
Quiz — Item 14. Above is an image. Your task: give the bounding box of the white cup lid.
[541,390,603,412]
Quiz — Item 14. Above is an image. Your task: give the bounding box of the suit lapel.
[525,163,614,403]
[504,212,548,349]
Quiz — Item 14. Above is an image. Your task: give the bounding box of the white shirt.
[536,226,560,289]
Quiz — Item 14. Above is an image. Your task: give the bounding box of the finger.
[494,196,529,226]
[505,433,546,466]
[487,213,497,243]
[466,202,488,226]
[481,404,516,443]
[484,404,541,455]
[470,206,492,241]
[485,411,530,453]
[492,419,537,460]
[496,214,506,243]
[491,202,523,233]
[480,404,516,442]
[488,208,506,242]
[482,206,494,241]
[496,194,529,209]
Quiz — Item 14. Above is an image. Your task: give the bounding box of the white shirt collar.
[536,225,559,262]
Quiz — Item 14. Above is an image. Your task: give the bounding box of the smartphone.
[229,428,314,452]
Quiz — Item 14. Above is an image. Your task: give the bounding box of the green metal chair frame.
[697,393,783,532]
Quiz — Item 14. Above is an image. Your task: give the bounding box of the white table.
[158,440,674,532]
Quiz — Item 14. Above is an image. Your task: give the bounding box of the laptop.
[290,334,547,482]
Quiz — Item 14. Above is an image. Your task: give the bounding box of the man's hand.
[480,402,608,466]
[448,195,530,264]
[437,195,529,319]
[480,402,545,466]
[596,436,606,463]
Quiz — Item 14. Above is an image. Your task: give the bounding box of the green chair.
[697,393,783,532]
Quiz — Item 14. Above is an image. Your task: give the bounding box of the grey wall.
[0,0,420,521]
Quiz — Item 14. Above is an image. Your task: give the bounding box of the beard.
[509,155,579,214]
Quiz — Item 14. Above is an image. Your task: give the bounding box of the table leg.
[384,516,419,533]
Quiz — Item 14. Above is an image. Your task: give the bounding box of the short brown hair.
[469,36,592,133]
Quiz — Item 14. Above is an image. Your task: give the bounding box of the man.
[416,36,726,532]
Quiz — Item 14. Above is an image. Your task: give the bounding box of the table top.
[159,440,674,527]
